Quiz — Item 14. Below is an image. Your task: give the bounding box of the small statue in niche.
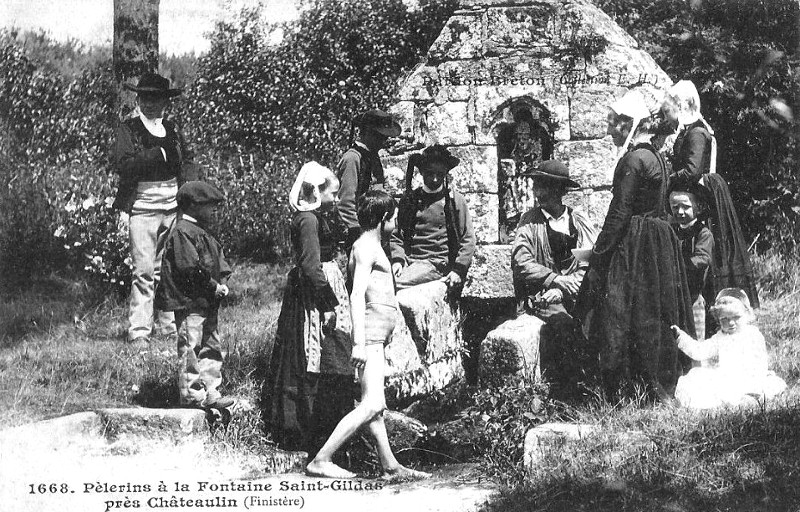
[512,119,542,174]
[502,111,553,231]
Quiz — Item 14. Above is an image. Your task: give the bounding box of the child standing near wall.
[306,190,431,480]
[668,182,714,340]
[156,181,234,409]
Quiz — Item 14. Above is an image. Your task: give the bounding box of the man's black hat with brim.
[415,144,460,172]
[355,109,401,137]
[123,72,182,97]
[521,159,580,189]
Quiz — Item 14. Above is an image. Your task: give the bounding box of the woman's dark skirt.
[703,173,759,308]
[576,216,695,399]
[263,266,354,454]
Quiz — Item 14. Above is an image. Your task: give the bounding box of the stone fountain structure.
[381,0,673,403]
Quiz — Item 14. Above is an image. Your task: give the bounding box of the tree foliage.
[186,0,457,164]
[596,0,800,250]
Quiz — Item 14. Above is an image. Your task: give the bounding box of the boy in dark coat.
[156,181,233,409]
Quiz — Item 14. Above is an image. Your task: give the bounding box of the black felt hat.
[521,160,580,189]
[414,144,460,172]
[123,72,182,97]
[355,109,402,137]
[177,181,225,207]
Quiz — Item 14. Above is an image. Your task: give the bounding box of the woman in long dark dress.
[663,80,759,308]
[264,162,352,452]
[575,90,695,400]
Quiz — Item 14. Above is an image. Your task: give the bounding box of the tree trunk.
[113,0,159,119]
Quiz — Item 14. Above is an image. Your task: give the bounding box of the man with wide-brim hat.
[513,159,596,308]
[510,159,598,392]
[390,144,476,290]
[113,72,198,346]
[336,109,401,250]
[122,72,183,98]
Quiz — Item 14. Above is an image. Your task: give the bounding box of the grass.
[479,396,800,511]
[1,251,799,510]
[474,249,800,511]
[0,261,290,440]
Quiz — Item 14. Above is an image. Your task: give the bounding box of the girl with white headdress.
[265,162,353,453]
[663,80,759,309]
[671,288,786,409]
[575,90,696,401]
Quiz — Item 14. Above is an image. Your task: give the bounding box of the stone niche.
[382,0,672,398]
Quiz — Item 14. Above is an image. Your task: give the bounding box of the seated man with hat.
[113,72,198,346]
[336,109,401,250]
[390,145,476,291]
[510,160,597,388]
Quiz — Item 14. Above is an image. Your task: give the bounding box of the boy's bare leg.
[367,415,430,480]
[306,344,385,478]
[358,346,430,480]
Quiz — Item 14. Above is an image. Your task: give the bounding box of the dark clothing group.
[575,120,758,399]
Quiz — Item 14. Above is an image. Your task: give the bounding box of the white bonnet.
[666,80,702,125]
[288,161,335,212]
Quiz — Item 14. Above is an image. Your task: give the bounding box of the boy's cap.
[177,181,225,205]
[355,109,401,137]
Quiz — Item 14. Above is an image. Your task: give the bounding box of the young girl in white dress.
[671,288,786,409]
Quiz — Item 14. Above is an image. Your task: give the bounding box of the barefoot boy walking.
[305,190,430,480]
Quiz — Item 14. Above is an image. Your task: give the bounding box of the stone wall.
[384,0,672,301]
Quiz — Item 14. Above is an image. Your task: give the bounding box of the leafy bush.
[460,375,552,485]
[202,147,302,261]
[184,0,457,163]
[0,35,121,287]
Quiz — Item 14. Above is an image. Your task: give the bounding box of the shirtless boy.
[305,190,430,480]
